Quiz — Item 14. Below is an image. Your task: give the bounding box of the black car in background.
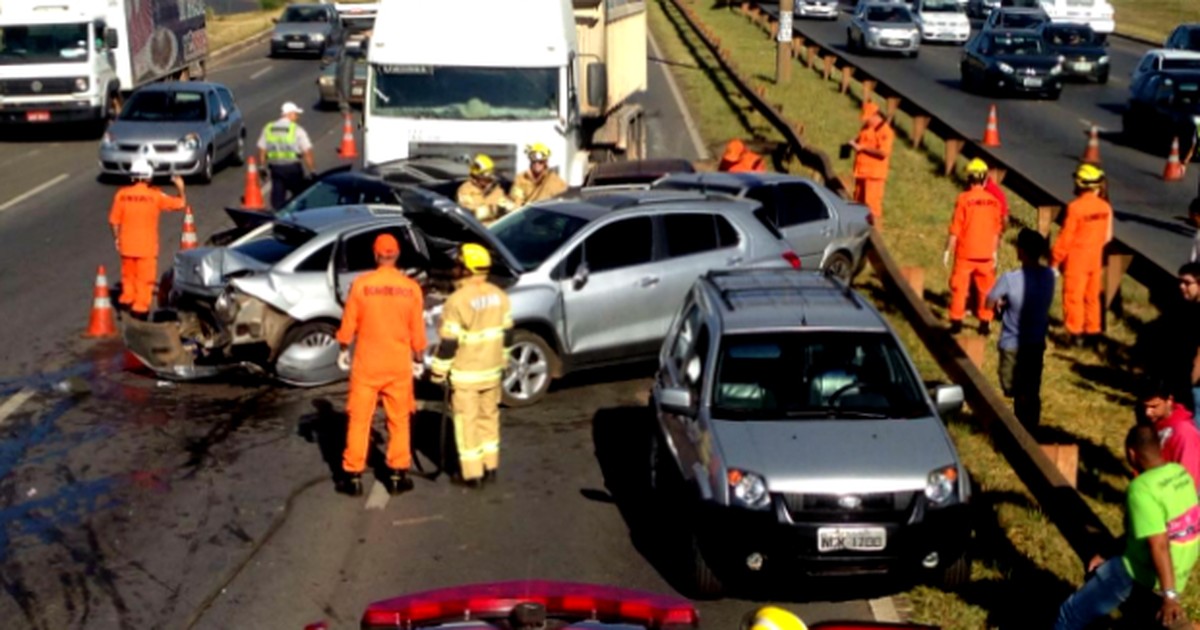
[1166,24,1200,52]
[1037,22,1109,83]
[961,29,1064,99]
[1123,70,1200,159]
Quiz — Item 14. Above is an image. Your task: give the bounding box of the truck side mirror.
[586,62,607,110]
[105,28,119,49]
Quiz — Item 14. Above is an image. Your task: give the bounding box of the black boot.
[977,321,991,336]
[483,469,498,485]
[336,473,363,497]
[948,320,963,335]
[386,469,415,495]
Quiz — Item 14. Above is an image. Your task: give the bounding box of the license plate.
[1022,77,1043,87]
[352,87,363,96]
[287,41,305,49]
[884,39,907,46]
[1073,62,1093,72]
[25,111,49,122]
[818,527,887,552]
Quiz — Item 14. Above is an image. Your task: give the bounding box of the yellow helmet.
[966,158,989,176]
[525,142,551,162]
[470,154,495,178]
[1075,162,1105,187]
[461,243,492,274]
[741,607,807,630]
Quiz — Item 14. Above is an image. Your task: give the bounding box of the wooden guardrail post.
[823,55,836,80]
[943,138,964,177]
[1041,445,1079,488]
[1037,205,1062,236]
[839,66,853,94]
[862,79,877,103]
[911,114,930,148]
[886,95,901,122]
[807,45,818,68]
[792,35,804,58]
[1104,245,1135,311]
[990,166,1007,186]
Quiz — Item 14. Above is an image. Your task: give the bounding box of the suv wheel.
[687,531,725,599]
[501,330,557,407]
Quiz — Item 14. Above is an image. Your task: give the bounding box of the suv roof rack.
[703,269,862,314]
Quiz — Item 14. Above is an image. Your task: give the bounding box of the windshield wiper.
[782,407,889,419]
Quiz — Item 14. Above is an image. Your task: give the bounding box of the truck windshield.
[371,66,558,120]
[0,24,90,65]
[712,332,929,420]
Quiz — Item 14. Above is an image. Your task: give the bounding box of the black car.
[1166,24,1200,52]
[961,29,1064,99]
[1038,22,1109,83]
[1122,70,1200,159]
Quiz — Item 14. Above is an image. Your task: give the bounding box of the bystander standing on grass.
[1173,263,1200,417]
[1141,379,1200,491]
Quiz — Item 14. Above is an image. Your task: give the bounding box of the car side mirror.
[217,107,229,121]
[931,384,964,416]
[104,28,118,48]
[659,386,696,417]
[572,263,589,290]
[586,62,607,110]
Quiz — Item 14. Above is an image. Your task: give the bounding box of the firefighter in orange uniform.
[1051,163,1113,346]
[108,158,187,319]
[431,244,512,488]
[718,139,766,173]
[944,158,1005,335]
[335,233,427,497]
[850,102,895,229]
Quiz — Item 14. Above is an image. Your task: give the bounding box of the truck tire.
[501,329,557,408]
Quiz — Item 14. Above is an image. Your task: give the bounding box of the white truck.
[0,0,208,128]
[362,0,647,185]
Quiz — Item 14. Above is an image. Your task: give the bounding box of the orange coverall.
[1051,190,1113,335]
[108,182,187,314]
[718,139,766,173]
[947,186,1004,323]
[853,120,895,221]
[336,266,427,474]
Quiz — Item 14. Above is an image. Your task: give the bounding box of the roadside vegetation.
[208,7,284,52]
[1111,0,1200,43]
[650,0,1184,627]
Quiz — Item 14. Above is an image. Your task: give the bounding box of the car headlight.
[215,288,239,323]
[271,33,284,41]
[728,469,770,510]
[101,131,116,148]
[178,133,200,151]
[74,77,89,92]
[1099,55,1109,64]
[925,465,959,506]
[868,26,881,34]
[998,62,1015,74]
[319,75,335,86]
[310,33,326,42]
[1050,64,1063,75]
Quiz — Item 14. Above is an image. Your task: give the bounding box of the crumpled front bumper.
[122,318,253,381]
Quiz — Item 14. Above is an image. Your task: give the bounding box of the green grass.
[208,7,283,52]
[650,1,1183,627]
[1112,0,1200,43]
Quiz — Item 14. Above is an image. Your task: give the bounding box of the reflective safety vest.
[263,122,300,162]
[432,278,513,390]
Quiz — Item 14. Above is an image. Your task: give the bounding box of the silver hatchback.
[848,2,922,57]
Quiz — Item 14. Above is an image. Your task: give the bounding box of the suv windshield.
[489,207,588,272]
[120,90,206,122]
[712,331,929,419]
[235,222,315,264]
[0,23,90,65]
[282,6,329,22]
[371,65,558,120]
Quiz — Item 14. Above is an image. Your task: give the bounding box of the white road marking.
[364,480,390,510]
[391,515,446,527]
[0,388,35,427]
[0,173,69,214]
[648,32,709,160]
[868,596,901,623]
[249,65,273,80]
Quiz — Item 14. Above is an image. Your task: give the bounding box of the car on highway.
[270,3,342,58]
[912,0,970,45]
[1165,24,1200,52]
[847,3,922,58]
[1037,22,1110,83]
[648,269,970,596]
[650,172,872,281]
[316,55,367,108]
[960,30,1064,99]
[98,82,245,184]
[1122,70,1200,158]
[1130,50,1200,92]
[793,0,840,20]
[1038,0,1115,36]
[980,6,1049,33]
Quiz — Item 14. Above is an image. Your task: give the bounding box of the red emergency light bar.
[360,580,699,629]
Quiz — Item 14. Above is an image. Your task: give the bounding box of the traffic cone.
[1164,137,1186,182]
[242,157,265,210]
[337,112,358,159]
[982,104,1001,147]
[1081,125,1101,164]
[83,265,118,339]
[179,206,198,250]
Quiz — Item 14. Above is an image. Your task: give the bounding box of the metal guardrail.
[662,0,1117,561]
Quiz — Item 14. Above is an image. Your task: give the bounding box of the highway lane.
[760,1,1198,273]
[0,38,876,629]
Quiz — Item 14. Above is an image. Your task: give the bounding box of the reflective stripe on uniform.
[263,122,299,161]
[457,327,506,344]
[440,321,464,338]
[449,367,504,385]
[430,357,453,373]
[480,440,499,455]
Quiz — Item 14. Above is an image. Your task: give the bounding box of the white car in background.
[793,0,840,20]
[1038,0,1114,35]
[913,0,970,44]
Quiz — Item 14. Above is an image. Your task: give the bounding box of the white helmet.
[130,159,154,179]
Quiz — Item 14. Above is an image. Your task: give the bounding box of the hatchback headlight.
[74,77,89,92]
[1050,64,1063,75]
[310,33,326,42]
[101,131,116,147]
[998,62,1015,74]
[868,26,881,34]
[925,465,959,506]
[728,469,770,510]
[1098,55,1109,64]
[178,133,200,151]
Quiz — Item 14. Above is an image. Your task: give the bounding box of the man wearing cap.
[849,102,895,229]
[509,143,567,209]
[109,159,187,320]
[257,102,317,210]
[335,233,427,497]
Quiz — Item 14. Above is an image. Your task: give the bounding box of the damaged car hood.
[174,246,275,298]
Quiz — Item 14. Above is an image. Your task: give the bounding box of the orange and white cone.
[1081,125,1101,164]
[982,104,1001,147]
[337,112,358,159]
[83,265,118,339]
[179,206,198,250]
[1164,137,1186,182]
[243,157,265,210]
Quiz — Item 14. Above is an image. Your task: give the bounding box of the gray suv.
[649,269,970,596]
[270,3,342,57]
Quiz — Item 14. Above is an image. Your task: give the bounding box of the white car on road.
[1038,0,1114,35]
[913,0,970,44]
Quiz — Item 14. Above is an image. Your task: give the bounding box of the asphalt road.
[0,39,878,629]
[761,1,1198,273]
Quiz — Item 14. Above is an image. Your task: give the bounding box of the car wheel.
[936,551,970,589]
[1097,70,1109,85]
[275,321,342,386]
[229,132,246,167]
[1046,88,1062,101]
[907,50,920,59]
[502,329,558,408]
[822,251,856,282]
[960,65,973,92]
[195,147,214,184]
[687,531,725,599]
[847,30,856,52]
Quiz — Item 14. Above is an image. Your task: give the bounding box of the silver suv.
[649,269,970,596]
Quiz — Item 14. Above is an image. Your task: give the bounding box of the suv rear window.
[712,331,928,419]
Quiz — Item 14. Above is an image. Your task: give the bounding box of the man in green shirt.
[1055,425,1199,629]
